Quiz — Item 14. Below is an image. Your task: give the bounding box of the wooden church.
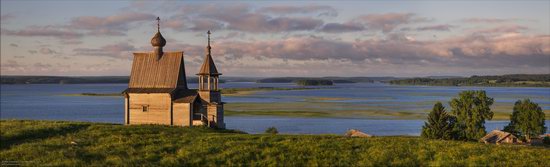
[123,17,224,128]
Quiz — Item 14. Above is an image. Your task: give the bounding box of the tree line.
[421,90,547,142]
[389,74,550,87]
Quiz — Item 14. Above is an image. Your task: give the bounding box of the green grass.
[1,120,549,166]
[226,101,550,120]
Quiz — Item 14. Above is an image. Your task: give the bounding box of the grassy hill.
[1,120,549,166]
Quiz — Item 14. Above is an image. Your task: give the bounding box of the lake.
[1,83,549,135]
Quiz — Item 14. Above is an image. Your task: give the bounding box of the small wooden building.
[123,17,224,128]
[480,130,521,144]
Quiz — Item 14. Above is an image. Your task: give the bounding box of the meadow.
[1,120,549,166]
[225,101,550,120]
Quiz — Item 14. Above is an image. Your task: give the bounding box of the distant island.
[255,77,398,84]
[295,79,334,86]
[389,74,550,87]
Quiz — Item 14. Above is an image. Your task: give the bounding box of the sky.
[1,0,549,77]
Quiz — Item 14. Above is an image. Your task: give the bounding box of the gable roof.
[197,53,220,75]
[173,89,198,103]
[480,130,516,143]
[129,52,187,88]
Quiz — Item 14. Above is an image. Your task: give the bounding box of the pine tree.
[504,99,546,141]
[421,102,455,139]
[450,90,494,140]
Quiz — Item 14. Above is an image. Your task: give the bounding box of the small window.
[142,105,149,112]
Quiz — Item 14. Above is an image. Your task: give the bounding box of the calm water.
[1,83,549,135]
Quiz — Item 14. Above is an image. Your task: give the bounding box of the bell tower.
[197,30,224,128]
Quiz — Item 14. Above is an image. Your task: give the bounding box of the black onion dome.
[151,31,166,47]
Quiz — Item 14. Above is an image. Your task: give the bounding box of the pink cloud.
[68,12,155,36]
[73,42,137,59]
[473,25,528,34]
[352,13,429,33]
[170,4,325,33]
[320,23,364,33]
[39,48,58,55]
[416,24,456,31]
[1,26,83,39]
[259,5,337,16]
[462,18,517,23]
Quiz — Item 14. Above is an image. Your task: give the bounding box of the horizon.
[1,0,549,77]
[1,73,549,79]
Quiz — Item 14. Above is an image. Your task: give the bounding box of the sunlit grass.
[1,120,548,166]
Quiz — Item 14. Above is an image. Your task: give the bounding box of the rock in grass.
[344,129,372,138]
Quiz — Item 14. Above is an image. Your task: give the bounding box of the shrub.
[265,127,278,134]
[543,136,550,145]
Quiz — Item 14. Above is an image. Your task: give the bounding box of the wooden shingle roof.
[197,52,220,76]
[173,89,198,103]
[128,51,187,88]
[480,130,516,143]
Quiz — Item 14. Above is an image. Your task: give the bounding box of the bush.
[265,127,278,134]
[543,136,550,145]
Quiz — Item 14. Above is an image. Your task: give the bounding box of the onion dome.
[151,31,166,47]
[151,17,166,47]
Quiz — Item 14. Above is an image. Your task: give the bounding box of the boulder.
[345,129,372,138]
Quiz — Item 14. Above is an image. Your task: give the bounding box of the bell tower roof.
[197,30,221,76]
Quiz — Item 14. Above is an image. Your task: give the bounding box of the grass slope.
[1,120,549,166]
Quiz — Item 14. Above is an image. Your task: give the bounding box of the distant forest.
[388,74,550,87]
[3,74,548,87]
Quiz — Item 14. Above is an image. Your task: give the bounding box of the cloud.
[174,33,549,70]
[320,23,364,33]
[39,48,58,55]
[1,14,15,20]
[1,26,83,39]
[33,63,53,70]
[163,19,186,31]
[0,14,15,23]
[60,39,83,45]
[473,25,528,34]
[67,12,156,36]
[10,43,18,47]
[1,60,26,72]
[462,18,516,23]
[416,24,456,31]
[170,4,324,33]
[352,13,429,33]
[259,5,337,16]
[188,19,224,31]
[73,42,137,59]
